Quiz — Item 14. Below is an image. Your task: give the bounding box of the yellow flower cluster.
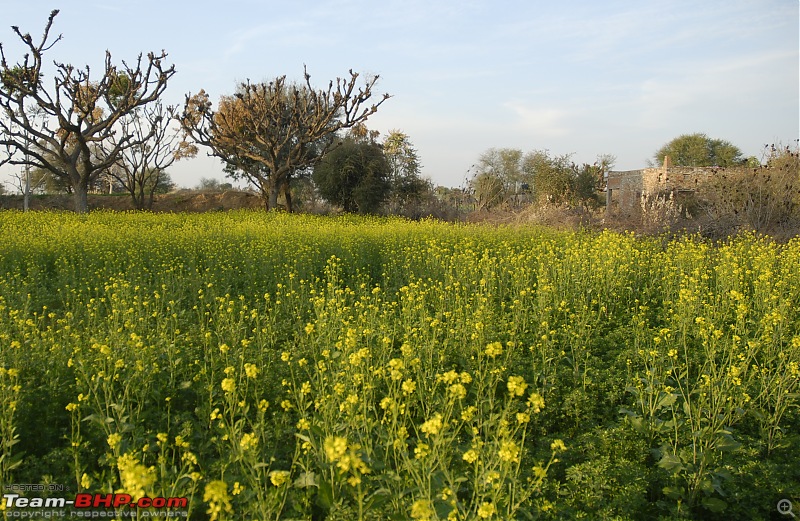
[117,452,156,500]
[484,342,503,358]
[269,470,291,487]
[203,480,232,521]
[507,375,527,397]
[420,413,444,437]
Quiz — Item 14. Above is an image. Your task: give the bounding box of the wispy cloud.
[223,21,302,58]
[222,18,341,60]
[630,46,798,129]
[503,102,570,138]
[91,2,126,13]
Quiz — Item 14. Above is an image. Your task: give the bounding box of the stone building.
[606,156,732,210]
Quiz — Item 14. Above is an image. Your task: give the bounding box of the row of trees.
[467,148,615,210]
[465,134,758,212]
[6,164,176,196]
[0,11,193,211]
[1,10,414,213]
[179,69,391,212]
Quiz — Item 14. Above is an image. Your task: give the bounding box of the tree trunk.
[255,180,269,211]
[127,184,143,211]
[73,185,89,213]
[282,179,293,213]
[134,190,145,211]
[268,181,279,211]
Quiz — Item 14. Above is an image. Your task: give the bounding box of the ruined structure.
[606,156,734,211]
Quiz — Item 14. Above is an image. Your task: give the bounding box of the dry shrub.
[636,191,685,233]
[0,191,265,213]
[390,193,469,221]
[470,199,683,235]
[602,192,689,236]
[510,202,602,230]
[695,146,800,239]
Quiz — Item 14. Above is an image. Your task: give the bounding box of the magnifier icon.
[779,499,796,518]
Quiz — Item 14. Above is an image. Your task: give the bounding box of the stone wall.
[641,166,721,194]
[606,170,643,208]
[607,157,745,210]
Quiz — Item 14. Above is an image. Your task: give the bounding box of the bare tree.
[180,67,390,211]
[9,166,47,196]
[0,10,175,213]
[108,101,195,210]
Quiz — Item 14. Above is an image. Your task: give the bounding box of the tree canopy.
[382,129,428,213]
[470,148,524,209]
[313,136,390,214]
[469,148,610,209]
[653,133,744,167]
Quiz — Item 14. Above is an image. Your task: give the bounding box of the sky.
[1,0,798,190]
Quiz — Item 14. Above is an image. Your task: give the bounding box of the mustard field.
[0,211,798,520]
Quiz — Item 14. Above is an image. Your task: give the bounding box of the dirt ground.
[0,190,265,213]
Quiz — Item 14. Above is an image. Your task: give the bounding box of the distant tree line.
[466,148,615,210]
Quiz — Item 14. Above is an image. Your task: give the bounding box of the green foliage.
[572,163,600,203]
[522,149,575,204]
[107,72,136,109]
[197,177,232,192]
[25,167,72,194]
[382,130,430,215]
[0,65,38,94]
[148,170,175,194]
[470,148,607,209]
[383,130,420,182]
[313,139,391,214]
[554,426,653,518]
[470,148,524,209]
[653,133,744,167]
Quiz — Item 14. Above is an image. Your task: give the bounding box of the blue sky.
[1,0,798,190]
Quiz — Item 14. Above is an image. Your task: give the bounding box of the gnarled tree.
[180,68,390,211]
[0,10,175,213]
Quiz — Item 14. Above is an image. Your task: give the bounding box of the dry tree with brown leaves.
[180,67,390,212]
